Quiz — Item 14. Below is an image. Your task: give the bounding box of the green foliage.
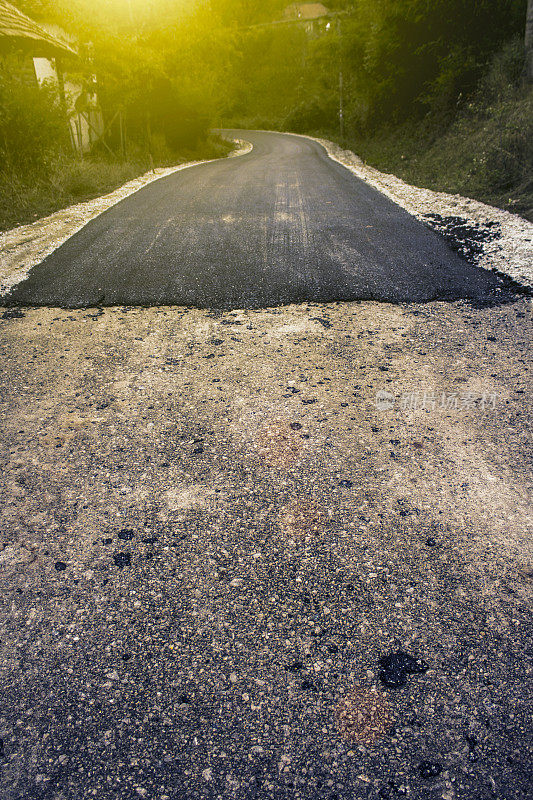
[283,96,339,133]
[273,0,528,133]
[17,1,528,146]
[4,0,531,224]
[347,44,533,220]
[0,73,68,174]
[149,78,210,151]
[0,134,233,231]
[479,36,527,101]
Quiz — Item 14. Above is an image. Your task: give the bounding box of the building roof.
[0,1,77,58]
[283,3,330,21]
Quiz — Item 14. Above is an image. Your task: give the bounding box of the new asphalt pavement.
[5,130,504,308]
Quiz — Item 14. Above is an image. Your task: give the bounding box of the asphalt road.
[5,130,504,308]
[1,131,531,800]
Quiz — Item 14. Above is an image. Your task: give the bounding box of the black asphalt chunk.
[113,552,132,568]
[117,528,135,541]
[418,760,443,779]
[1,309,25,319]
[3,131,508,309]
[285,661,304,672]
[422,213,501,265]
[379,668,408,688]
[379,650,429,687]
[53,560,67,571]
[380,651,429,674]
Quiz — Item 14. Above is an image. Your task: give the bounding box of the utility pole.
[525,0,533,84]
[339,70,344,143]
[336,16,344,144]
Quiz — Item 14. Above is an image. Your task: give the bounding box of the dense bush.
[143,78,210,152]
[0,74,68,174]
[283,96,339,133]
[347,38,533,220]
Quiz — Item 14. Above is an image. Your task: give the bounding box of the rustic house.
[0,1,103,153]
[283,3,331,34]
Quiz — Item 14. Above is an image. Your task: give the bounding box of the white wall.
[32,56,103,154]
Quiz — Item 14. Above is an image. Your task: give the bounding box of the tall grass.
[343,39,533,221]
[0,135,233,232]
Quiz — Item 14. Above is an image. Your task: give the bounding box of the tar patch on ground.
[422,214,501,266]
[417,218,531,304]
[378,651,429,688]
[113,552,132,568]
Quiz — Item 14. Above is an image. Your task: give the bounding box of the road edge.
[0,138,253,299]
[234,128,532,291]
[306,133,533,291]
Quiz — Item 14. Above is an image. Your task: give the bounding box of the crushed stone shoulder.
[311,135,533,290]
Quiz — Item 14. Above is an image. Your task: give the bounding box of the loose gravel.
[0,300,531,800]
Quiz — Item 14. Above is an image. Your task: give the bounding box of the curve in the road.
[5,130,505,308]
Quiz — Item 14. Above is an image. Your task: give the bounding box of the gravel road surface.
[0,298,531,800]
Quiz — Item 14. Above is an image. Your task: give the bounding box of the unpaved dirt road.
[0,293,531,800]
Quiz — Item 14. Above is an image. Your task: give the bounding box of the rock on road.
[5,130,504,308]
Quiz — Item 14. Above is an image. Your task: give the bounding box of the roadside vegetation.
[225,1,532,221]
[0,131,232,232]
[335,38,533,221]
[2,1,531,229]
[1,0,235,231]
